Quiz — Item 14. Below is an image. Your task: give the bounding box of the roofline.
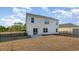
[60,26,79,28]
[26,13,59,21]
[59,23,79,28]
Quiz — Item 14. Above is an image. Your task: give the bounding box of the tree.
[23,24,26,31]
[0,26,6,32]
[0,22,26,32]
[9,22,25,31]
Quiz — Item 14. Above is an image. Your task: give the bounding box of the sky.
[0,7,79,26]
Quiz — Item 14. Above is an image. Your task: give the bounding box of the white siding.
[26,14,59,36]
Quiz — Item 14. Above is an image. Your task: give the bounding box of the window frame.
[56,28,58,32]
[45,19,49,24]
[43,28,48,33]
[56,22,58,25]
[31,17,34,23]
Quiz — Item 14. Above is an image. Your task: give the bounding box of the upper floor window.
[31,17,34,23]
[56,22,58,25]
[43,28,48,33]
[45,19,49,24]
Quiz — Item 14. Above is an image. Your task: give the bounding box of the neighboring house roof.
[59,23,79,28]
[26,13,59,21]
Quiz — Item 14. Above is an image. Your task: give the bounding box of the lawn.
[0,35,79,51]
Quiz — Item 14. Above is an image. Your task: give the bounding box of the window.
[45,20,49,24]
[56,28,58,32]
[31,17,34,23]
[33,28,38,35]
[43,28,48,33]
[56,22,58,25]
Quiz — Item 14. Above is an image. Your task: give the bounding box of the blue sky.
[0,7,79,26]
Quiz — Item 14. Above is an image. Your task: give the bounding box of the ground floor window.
[33,28,38,35]
[43,28,48,33]
[56,28,58,32]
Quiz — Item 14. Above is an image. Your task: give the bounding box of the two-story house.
[26,13,59,36]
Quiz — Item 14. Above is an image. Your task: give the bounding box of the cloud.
[52,9,73,18]
[13,7,21,14]
[0,7,79,26]
[0,7,32,26]
[41,7,51,14]
[41,7,74,19]
[71,8,79,14]
[52,8,79,18]
[50,8,79,24]
[12,7,32,19]
[41,7,49,12]
[13,7,32,13]
[76,16,79,19]
[17,7,32,12]
[23,7,32,11]
[0,15,23,26]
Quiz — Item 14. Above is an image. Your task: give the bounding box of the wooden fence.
[0,31,28,42]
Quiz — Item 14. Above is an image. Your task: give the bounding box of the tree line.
[0,23,26,32]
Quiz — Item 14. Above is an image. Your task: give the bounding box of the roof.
[59,23,79,28]
[26,13,59,21]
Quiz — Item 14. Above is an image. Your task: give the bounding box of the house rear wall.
[26,14,59,36]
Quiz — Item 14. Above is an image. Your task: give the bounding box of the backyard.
[0,33,79,51]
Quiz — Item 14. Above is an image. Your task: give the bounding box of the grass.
[0,35,79,51]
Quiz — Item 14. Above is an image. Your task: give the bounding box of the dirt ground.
[0,35,79,51]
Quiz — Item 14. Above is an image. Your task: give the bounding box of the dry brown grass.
[0,35,79,51]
